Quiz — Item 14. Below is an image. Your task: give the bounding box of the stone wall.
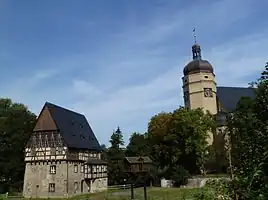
[183,177,230,188]
[160,177,230,189]
[160,179,174,188]
[23,161,108,198]
[23,161,69,198]
[90,178,108,193]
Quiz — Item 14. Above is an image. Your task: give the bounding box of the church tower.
[182,43,217,115]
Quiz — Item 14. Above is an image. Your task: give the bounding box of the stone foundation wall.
[23,161,108,198]
[90,178,108,193]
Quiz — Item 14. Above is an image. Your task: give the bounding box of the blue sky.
[1,0,268,146]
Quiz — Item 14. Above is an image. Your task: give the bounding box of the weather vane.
[193,28,197,44]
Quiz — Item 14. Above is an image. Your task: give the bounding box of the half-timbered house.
[23,102,107,198]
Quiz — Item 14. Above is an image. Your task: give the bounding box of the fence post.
[131,183,134,200]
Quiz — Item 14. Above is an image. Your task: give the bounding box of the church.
[182,43,255,144]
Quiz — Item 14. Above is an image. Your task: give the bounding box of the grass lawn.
[73,187,202,200]
[1,187,204,200]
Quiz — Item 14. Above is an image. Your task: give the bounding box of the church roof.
[183,44,214,76]
[217,86,256,111]
[44,102,101,151]
[184,59,214,76]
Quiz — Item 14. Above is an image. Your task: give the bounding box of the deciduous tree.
[125,132,150,157]
[0,98,36,193]
[147,108,215,178]
[228,63,268,199]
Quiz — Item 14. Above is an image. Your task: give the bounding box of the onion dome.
[183,44,214,76]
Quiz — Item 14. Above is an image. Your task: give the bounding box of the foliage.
[147,107,215,179]
[125,132,150,157]
[192,178,232,200]
[227,63,268,199]
[109,127,124,148]
[147,112,173,173]
[170,165,190,187]
[100,144,108,160]
[106,127,126,185]
[0,98,36,193]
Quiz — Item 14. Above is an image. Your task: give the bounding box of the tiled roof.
[45,102,101,151]
[124,156,152,164]
[217,86,256,112]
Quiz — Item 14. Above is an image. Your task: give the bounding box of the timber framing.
[23,102,108,198]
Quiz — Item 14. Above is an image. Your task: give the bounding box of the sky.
[0,0,268,146]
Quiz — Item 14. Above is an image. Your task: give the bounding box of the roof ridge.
[45,102,85,117]
[217,86,254,89]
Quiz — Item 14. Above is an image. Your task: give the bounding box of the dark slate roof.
[45,102,101,151]
[125,156,152,164]
[217,87,256,112]
[215,111,228,126]
[184,59,214,76]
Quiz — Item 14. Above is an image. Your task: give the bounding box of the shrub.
[172,165,190,187]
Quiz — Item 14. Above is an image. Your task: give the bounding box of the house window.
[74,182,78,191]
[50,148,56,155]
[74,164,78,173]
[50,165,56,174]
[48,183,55,192]
[81,165,84,173]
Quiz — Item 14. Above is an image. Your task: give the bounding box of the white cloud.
[72,33,268,145]
[1,0,268,145]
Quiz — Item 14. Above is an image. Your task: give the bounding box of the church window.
[74,164,78,173]
[50,165,56,174]
[204,88,213,97]
[48,183,55,192]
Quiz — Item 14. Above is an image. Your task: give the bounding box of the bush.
[172,165,190,187]
[193,178,232,200]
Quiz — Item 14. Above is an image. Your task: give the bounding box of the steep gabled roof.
[44,102,101,151]
[216,86,256,112]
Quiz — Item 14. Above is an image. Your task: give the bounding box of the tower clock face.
[204,88,213,97]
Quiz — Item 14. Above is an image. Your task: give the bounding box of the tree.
[147,108,215,180]
[147,112,173,173]
[125,132,150,157]
[109,127,124,149]
[228,63,268,199]
[100,144,107,160]
[167,108,215,174]
[0,98,36,193]
[106,127,126,185]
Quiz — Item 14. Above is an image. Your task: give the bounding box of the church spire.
[192,28,201,60]
[193,28,197,44]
